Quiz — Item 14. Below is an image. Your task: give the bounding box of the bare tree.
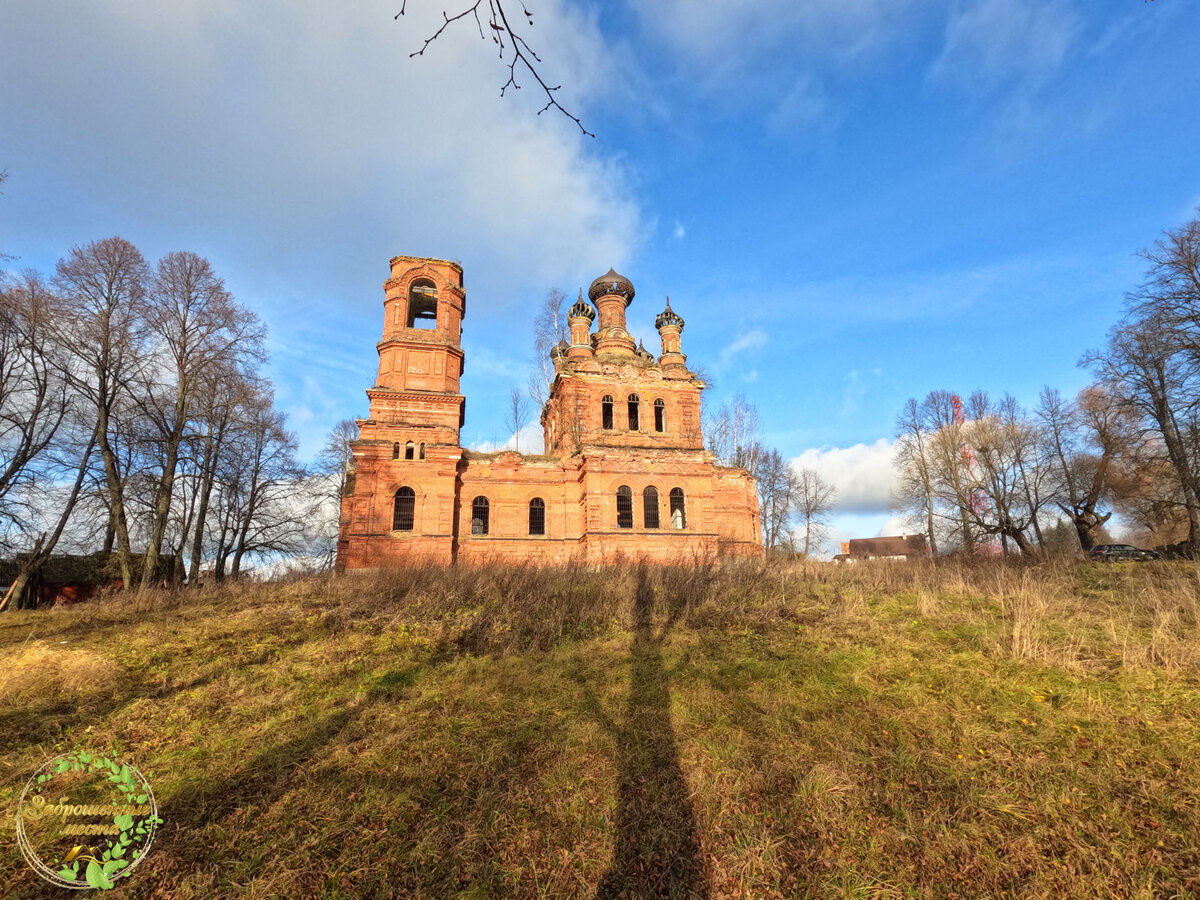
[0,272,69,538]
[1083,209,1200,555]
[529,287,567,409]
[504,386,532,451]
[891,397,939,554]
[210,389,306,579]
[1037,385,1137,551]
[749,444,796,552]
[793,467,836,558]
[53,237,151,587]
[704,393,760,469]
[1084,317,1200,554]
[314,417,359,568]
[136,251,265,588]
[397,1,594,136]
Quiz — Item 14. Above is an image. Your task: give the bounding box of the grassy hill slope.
[2,560,1198,898]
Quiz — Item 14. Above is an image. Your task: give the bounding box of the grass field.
[2,559,1199,898]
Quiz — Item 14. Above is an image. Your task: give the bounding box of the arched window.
[392,442,400,460]
[602,395,614,430]
[670,488,686,529]
[529,497,546,535]
[654,399,666,433]
[405,441,415,460]
[407,279,438,329]
[616,486,633,529]
[627,394,640,431]
[643,486,660,529]
[393,487,415,531]
[471,496,490,535]
[419,442,426,460]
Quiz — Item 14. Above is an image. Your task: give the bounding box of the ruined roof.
[846,535,928,557]
[588,268,635,303]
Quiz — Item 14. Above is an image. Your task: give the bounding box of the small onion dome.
[636,339,654,361]
[588,267,635,303]
[568,290,595,321]
[655,296,684,330]
[550,337,569,359]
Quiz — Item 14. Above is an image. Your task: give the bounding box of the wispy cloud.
[718,329,767,367]
[930,0,1079,89]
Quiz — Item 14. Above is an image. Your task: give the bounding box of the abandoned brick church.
[335,255,761,569]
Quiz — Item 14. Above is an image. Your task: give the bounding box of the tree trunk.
[96,404,134,588]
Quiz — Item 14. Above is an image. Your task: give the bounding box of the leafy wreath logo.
[16,750,162,890]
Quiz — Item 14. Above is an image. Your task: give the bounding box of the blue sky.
[2,1,1198,551]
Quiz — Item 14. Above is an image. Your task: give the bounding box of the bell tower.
[369,256,467,442]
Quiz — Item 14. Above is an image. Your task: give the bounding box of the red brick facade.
[335,257,762,570]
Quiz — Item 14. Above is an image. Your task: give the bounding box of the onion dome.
[568,289,595,321]
[588,267,635,303]
[636,338,654,361]
[655,296,684,330]
[549,337,569,359]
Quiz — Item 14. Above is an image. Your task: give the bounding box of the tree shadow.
[596,565,709,899]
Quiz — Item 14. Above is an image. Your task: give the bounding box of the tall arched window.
[393,487,415,531]
[471,496,490,535]
[407,279,438,329]
[392,442,400,460]
[405,441,415,460]
[419,442,426,460]
[529,497,546,535]
[643,486,660,529]
[627,394,640,431]
[616,486,633,529]
[602,395,614,430]
[669,488,686,529]
[654,399,666,433]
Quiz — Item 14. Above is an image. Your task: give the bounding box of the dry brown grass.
[0,557,1197,898]
[0,639,123,706]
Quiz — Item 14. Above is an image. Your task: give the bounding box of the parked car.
[1088,544,1161,562]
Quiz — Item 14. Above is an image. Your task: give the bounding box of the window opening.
[602,395,613,430]
[393,487,415,531]
[617,486,633,529]
[471,496,490,535]
[654,399,665,433]
[628,394,640,431]
[407,279,438,329]
[529,498,546,535]
[643,486,660,529]
[670,488,686,529]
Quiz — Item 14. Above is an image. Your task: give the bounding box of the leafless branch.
[396,1,593,137]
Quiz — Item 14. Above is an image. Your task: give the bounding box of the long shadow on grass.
[596,566,709,899]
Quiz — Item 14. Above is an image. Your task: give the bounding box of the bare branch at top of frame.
[396,1,594,137]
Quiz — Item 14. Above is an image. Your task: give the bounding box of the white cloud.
[636,0,916,70]
[790,438,896,515]
[839,368,884,419]
[468,421,544,454]
[767,75,831,134]
[673,222,686,241]
[931,0,1079,88]
[718,329,767,367]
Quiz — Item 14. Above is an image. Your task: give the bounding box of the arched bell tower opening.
[407,279,438,328]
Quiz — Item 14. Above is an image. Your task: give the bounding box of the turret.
[589,268,636,355]
[655,296,686,369]
[566,290,595,359]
